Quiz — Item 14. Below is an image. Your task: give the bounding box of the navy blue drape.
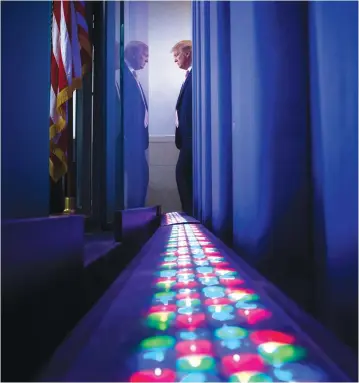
[309,1,358,349]
[193,1,233,240]
[229,2,312,282]
[192,0,358,349]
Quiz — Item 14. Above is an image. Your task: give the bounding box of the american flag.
[49,0,92,182]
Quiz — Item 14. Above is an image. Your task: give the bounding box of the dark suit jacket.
[175,70,192,150]
[123,65,149,152]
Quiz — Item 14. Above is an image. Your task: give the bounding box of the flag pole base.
[63,197,76,214]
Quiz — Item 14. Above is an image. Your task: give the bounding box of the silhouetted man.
[172,40,193,215]
[118,41,149,208]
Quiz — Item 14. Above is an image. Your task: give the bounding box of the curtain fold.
[209,1,233,242]
[309,0,358,350]
[192,0,232,240]
[193,1,212,226]
[229,1,313,289]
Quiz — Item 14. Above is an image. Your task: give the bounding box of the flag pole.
[64,98,76,214]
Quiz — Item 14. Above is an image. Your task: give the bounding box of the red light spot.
[219,278,244,287]
[176,313,206,329]
[130,369,176,382]
[176,340,214,356]
[197,273,217,278]
[204,297,232,306]
[156,277,176,284]
[215,261,229,270]
[177,270,194,275]
[177,292,201,300]
[176,281,198,289]
[237,308,272,325]
[221,354,266,377]
[212,261,229,267]
[177,262,192,268]
[176,250,190,255]
[250,330,296,345]
[225,288,256,295]
[148,305,177,314]
[215,268,236,274]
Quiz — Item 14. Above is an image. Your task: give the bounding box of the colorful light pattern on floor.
[162,212,188,225]
[129,224,330,382]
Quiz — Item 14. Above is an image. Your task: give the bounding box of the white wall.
[148,1,192,136]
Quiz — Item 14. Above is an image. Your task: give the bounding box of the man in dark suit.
[117,41,149,208]
[172,40,193,215]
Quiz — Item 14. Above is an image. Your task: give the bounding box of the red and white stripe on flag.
[49,0,92,182]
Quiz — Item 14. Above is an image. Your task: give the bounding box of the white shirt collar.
[125,60,136,75]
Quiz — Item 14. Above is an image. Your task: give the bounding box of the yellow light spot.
[160,313,168,322]
[261,341,284,353]
[188,355,202,367]
[234,372,254,383]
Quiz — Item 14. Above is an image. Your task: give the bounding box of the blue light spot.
[164,256,177,262]
[274,369,293,381]
[221,339,241,350]
[178,307,195,315]
[191,249,204,254]
[143,349,165,362]
[193,254,206,259]
[201,278,219,286]
[178,276,195,282]
[179,288,197,294]
[194,261,209,266]
[181,372,207,382]
[202,286,225,298]
[160,270,177,278]
[235,302,258,309]
[197,267,214,274]
[212,311,235,321]
[180,331,198,340]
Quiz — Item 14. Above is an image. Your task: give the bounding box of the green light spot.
[231,294,260,304]
[177,298,201,307]
[208,304,234,313]
[177,355,215,372]
[215,325,248,340]
[164,256,177,262]
[160,262,177,269]
[155,291,175,299]
[140,335,175,350]
[156,280,176,290]
[146,312,176,330]
[258,344,306,366]
[229,373,273,382]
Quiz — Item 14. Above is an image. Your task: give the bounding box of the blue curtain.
[229,1,312,277]
[192,0,358,348]
[192,1,233,241]
[309,1,358,348]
